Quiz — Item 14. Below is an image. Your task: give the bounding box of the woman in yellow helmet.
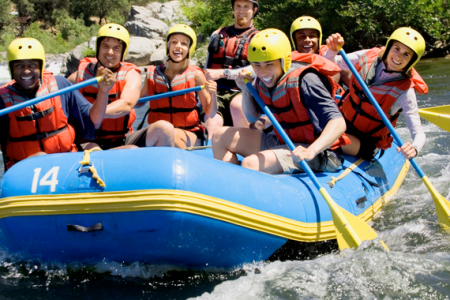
[326,28,428,160]
[212,29,348,174]
[126,24,217,149]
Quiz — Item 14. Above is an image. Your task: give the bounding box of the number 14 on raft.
[31,167,60,193]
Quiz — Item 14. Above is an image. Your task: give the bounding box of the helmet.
[166,24,197,59]
[231,0,259,17]
[248,29,292,73]
[7,38,45,79]
[96,23,130,61]
[384,27,425,72]
[290,16,322,50]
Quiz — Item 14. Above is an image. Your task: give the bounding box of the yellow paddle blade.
[422,176,450,228]
[319,188,389,251]
[418,105,450,132]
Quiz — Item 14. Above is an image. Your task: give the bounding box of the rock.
[60,41,89,77]
[150,47,167,66]
[125,36,163,66]
[124,19,168,40]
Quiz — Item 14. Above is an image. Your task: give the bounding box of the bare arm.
[235,70,260,123]
[67,71,78,84]
[103,69,141,118]
[195,69,217,118]
[90,67,116,128]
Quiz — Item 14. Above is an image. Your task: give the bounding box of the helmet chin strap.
[95,58,121,73]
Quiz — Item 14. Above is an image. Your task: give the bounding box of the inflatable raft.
[0,143,408,267]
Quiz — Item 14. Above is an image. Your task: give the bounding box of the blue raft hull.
[0,143,408,268]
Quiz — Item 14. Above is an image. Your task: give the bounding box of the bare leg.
[109,145,139,150]
[204,113,224,140]
[341,134,361,156]
[241,150,283,174]
[212,126,262,165]
[230,94,249,128]
[174,129,201,149]
[145,120,175,147]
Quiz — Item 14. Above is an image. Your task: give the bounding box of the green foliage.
[11,0,34,17]
[106,9,126,25]
[82,46,96,58]
[182,0,450,55]
[71,0,129,26]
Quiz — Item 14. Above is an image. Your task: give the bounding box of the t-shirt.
[0,76,96,146]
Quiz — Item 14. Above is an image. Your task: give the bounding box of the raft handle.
[67,223,103,233]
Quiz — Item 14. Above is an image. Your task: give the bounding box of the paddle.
[244,78,387,251]
[418,105,450,132]
[0,76,103,117]
[339,48,450,229]
[137,86,205,104]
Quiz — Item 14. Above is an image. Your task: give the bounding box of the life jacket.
[318,45,329,56]
[256,64,350,150]
[0,71,77,169]
[145,65,203,132]
[341,47,428,150]
[291,51,345,101]
[76,57,140,142]
[208,26,259,90]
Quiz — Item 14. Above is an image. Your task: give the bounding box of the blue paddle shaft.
[0,76,101,117]
[339,48,426,178]
[245,81,324,190]
[138,86,204,104]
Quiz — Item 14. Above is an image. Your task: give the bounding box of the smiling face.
[97,37,123,69]
[294,29,319,54]
[385,41,414,72]
[11,59,41,92]
[233,0,256,28]
[252,59,284,88]
[168,34,190,62]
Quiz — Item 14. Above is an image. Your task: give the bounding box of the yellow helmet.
[290,16,322,51]
[384,27,425,72]
[96,23,130,61]
[166,24,197,59]
[7,38,45,79]
[248,29,292,73]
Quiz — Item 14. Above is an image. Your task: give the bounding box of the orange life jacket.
[76,57,140,142]
[256,64,350,150]
[318,45,329,56]
[341,47,428,150]
[145,65,202,132]
[291,51,345,100]
[0,71,77,169]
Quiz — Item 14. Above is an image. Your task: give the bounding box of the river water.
[0,58,449,299]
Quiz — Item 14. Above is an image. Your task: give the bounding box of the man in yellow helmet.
[212,29,348,174]
[203,0,260,135]
[68,23,142,150]
[0,38,115,170]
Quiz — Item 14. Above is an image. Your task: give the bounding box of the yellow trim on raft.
[0,160,410,242]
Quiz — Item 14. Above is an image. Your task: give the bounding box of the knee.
[150,120,175,136]
[230,95,243,112]
[241,155,260,171]
[212,126,228,145]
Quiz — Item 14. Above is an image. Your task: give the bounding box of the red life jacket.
[145,65,202,132]
[291,51,345,101]
[208,26,259,70]
[0,71,77,169]
[256,64,350,150]
[318,45,329,56]
[341,47,428,150]
[76,57,140,142]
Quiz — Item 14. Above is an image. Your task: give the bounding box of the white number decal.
[31,167,60,193]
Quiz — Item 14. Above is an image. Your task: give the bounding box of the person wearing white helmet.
[203,0,260,134]
[0,38,115,170]
[125,24,217,149]
[68,23,141,150]
[213,29,348,174]
[326,28,428,160]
